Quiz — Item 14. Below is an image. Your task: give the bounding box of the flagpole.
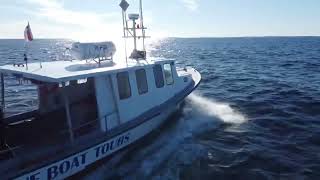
[24,42,28,71]
[24,22,34,70]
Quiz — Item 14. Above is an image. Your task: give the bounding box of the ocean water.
[0,37,320,179]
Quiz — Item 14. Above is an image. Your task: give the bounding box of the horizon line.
[0,35,320,40]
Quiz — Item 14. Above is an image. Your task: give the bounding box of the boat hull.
[14,68,201,180]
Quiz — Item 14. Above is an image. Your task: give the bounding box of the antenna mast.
[119,0,149,61]
[139,0,145,51]
[121,10,128,66]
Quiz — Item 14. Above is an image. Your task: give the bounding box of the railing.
[0,145,20,160]
[58,111,114,137]
[0,112,115,162]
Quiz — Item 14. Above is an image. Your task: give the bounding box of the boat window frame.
[163,63,174,85]
[116,71,132,100]
[153,64,165,88]
[135,68,149,95]
[77,78,88,84]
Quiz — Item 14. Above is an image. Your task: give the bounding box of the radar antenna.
[119,0,149,63]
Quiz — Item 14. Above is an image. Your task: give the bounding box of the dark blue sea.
[0,37,320,179]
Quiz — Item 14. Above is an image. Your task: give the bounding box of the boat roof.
[0,58,173,83]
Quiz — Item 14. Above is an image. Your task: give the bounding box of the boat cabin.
[0,59,193,164]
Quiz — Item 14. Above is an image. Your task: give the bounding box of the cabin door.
[94,76,119,132]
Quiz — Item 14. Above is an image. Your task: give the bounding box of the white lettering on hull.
[16,103,176,180]
[17,133,130,180]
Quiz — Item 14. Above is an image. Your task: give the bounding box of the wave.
[82,93,247,179]
[187,93,247,124]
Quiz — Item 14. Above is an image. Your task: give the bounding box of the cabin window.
[153,64,164,88]
[164,63,174,85]
[117,72,131,100]
[135,69,148,94]
[59,81,70,87]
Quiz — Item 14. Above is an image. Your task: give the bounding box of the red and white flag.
[24,22,33,42]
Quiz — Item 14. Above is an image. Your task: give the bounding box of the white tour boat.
[0,0,201,179]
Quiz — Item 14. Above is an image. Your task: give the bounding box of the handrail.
[0,111,116,159]
[4,110,38,124]
[58,111,114,135]
[0,144,19,157]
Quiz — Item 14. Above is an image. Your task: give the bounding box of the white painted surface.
[94,76,118,131]
[0,58,174,83]
[114,63,189,123]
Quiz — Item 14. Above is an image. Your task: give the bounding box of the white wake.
[187,93,247,124]
[83,93,247,179]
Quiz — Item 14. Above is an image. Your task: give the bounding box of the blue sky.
[0,0,320,40]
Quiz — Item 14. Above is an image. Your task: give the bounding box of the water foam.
[83,94,247,179]
[187,93,247,124]
[83,101,215,179]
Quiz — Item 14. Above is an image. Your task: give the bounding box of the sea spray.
[82,97,219,179]
[83,95,247,179]
[82,93,247,179]
[187,93,247,124]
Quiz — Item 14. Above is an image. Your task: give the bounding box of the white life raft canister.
[70,42,116,60]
